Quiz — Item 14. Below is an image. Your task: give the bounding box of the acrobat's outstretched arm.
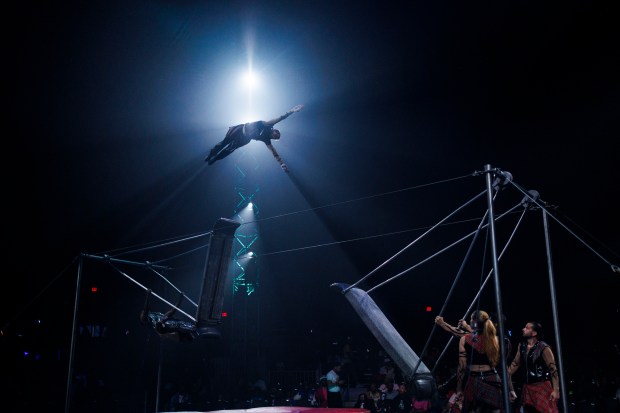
[266,144,289,172]
[264,104,304,126]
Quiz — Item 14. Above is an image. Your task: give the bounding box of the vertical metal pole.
[65,254,83,413]
[542,210,568,412]
[156,340,163,413]
[483,165,511,413]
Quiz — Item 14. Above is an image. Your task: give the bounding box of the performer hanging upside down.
[139,289,197,342]
[205,104,304,171]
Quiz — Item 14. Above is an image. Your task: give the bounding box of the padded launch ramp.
[331,283,435,398]
[195,218,241,339]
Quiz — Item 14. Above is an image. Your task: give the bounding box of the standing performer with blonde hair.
[455,310,502,413]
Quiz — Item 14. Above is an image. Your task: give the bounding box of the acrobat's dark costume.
[140,290,197,342]
[205,121,274,164]
[205,108,299,166]
[144,311,197,342]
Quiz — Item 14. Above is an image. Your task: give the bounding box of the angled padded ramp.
[195,218,241,339]
[331,283,430,379]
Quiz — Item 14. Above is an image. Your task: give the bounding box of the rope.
[240,173,475,227]
[509,180,620,270]
[101,231,212,259]
[257,215,510,258]
[349,190,487,292]
[148,243,210,266]
[366,201,522,295]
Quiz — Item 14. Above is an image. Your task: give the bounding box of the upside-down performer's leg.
[331,283,436,398]
[195,218,241,338]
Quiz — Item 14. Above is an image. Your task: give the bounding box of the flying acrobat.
[205,104,304,172]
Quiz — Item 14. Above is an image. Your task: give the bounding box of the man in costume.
[508,322,559,413]
[205,104,304,171]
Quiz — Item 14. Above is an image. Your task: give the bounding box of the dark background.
[5,1,619,412]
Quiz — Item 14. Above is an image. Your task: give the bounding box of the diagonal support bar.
[331,283,431,378]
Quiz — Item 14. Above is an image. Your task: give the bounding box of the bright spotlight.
[241,71,259,90]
